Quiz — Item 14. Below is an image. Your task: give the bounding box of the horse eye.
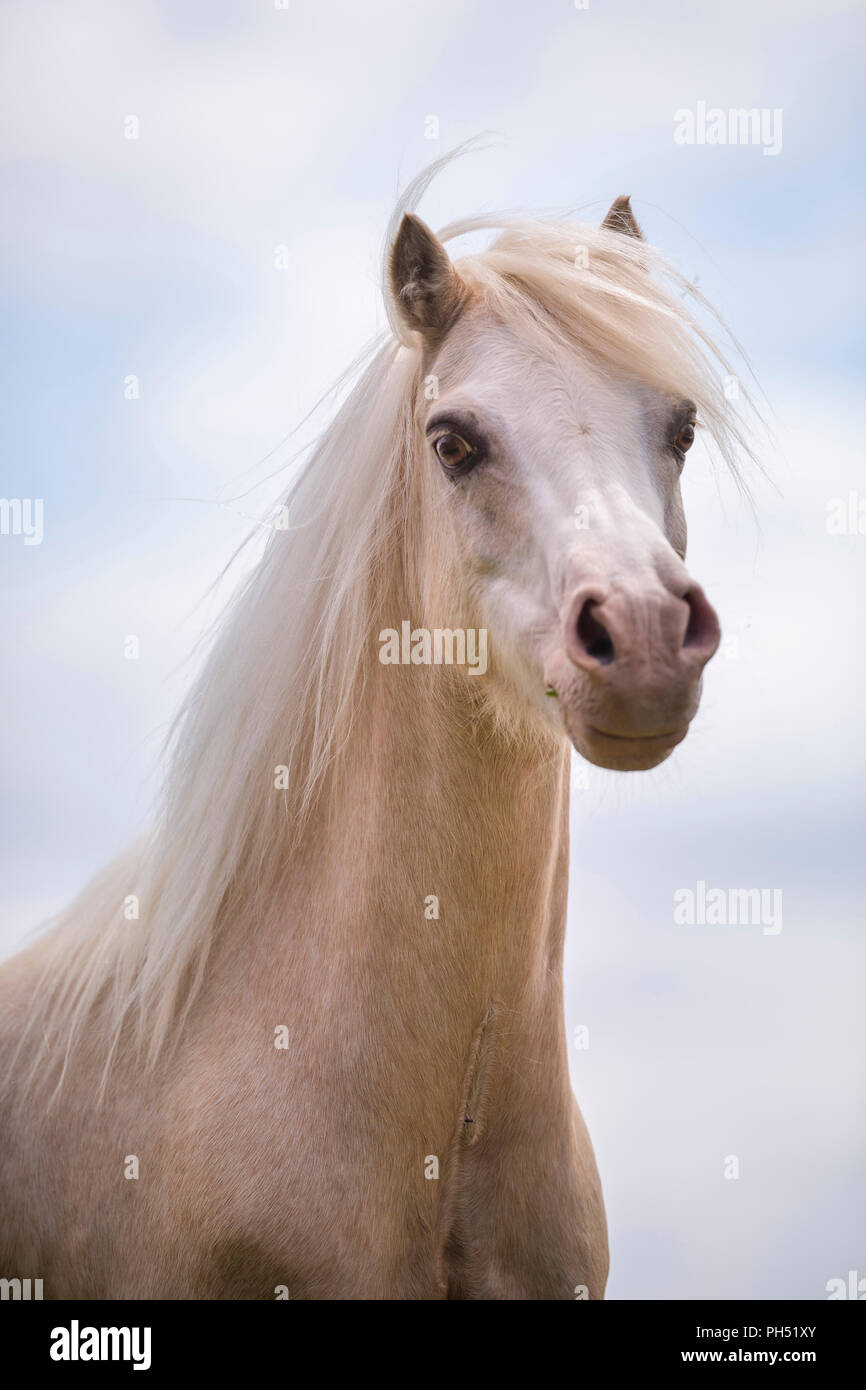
[674,419,696,456]
[434,432,475,471]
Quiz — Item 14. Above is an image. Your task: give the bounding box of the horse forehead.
[432,319,661,507]
[437,316,559,387]
[434,316,631,425]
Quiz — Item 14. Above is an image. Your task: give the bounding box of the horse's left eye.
[674,419,696,456]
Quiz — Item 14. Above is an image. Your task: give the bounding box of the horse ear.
[389,213,467,340]
[601,195,643,240]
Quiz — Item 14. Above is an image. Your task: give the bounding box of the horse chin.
[569,722,688,772]
[542,652,691,772]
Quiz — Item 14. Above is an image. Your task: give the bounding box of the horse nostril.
[576,599,615,666]
[682,587,721,656]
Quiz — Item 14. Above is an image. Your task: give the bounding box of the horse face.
[391,212,721,772]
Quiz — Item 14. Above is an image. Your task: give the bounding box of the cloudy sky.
[1,0,864,1299]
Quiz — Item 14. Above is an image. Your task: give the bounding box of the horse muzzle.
[544,578,721,770]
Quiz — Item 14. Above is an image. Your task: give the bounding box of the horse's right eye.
[433,432,476,472]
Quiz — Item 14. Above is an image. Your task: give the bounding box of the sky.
[1,0,864,1299]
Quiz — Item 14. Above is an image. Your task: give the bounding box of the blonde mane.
[17,154,755,1091]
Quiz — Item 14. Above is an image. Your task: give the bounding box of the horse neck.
[290,643,573,1033]
[229,453,571,1048]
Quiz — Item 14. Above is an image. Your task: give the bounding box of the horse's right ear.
[601,195,644,240]
[389,213,467,341]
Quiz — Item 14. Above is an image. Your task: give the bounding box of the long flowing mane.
[14,152,755,1094]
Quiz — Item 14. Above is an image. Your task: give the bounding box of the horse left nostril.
[577,599,616,666]
[682,586,721,658]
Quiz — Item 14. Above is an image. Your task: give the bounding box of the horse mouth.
[575,722,689,770]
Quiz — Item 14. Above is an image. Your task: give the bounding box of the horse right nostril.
[576,598,615,666]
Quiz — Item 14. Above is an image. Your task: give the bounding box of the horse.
[0,162,752,1300]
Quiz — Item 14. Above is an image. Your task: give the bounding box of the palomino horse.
[0,166,749,1299]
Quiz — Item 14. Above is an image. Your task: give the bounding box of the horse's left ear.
[389,213,468,340]
[601,195,644,240]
